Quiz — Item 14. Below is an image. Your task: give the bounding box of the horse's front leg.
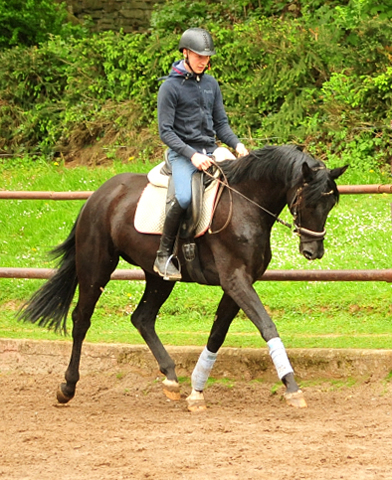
[222,273,307,408]
[186,293,240,412]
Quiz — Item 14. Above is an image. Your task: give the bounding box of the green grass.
[1,156,392,349]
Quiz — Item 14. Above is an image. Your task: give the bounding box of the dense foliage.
[1,0,392,171]
[0,0,81,48]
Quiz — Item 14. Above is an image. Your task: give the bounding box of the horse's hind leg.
[57,291,99,403]
[130,272,179,400]
[187,293,240,412]
[57,253,118,403]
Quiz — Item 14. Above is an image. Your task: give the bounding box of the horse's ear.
[330,165,349,180]
[301,162,314,182]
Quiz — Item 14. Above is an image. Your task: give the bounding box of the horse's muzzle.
[300,239,325,260]
[294,224,326,260]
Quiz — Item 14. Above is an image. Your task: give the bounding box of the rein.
[204,162,326,240]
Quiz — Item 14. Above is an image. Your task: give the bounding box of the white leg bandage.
[191,346,218,392]
[267,337,294,380]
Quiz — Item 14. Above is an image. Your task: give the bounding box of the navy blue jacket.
[157,60,240,159]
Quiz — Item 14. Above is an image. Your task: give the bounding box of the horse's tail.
[18,217,80,335]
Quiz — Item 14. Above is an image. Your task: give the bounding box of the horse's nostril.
[302,250,313,260]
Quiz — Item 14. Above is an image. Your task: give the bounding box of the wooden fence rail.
[1,185,391,282]
[1,184,392,200]
[1,267,392,282]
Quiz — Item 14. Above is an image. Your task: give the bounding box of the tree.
[0,0,68,48]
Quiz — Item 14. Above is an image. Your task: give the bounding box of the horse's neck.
[231,178,289,227]
[253,177,290,213]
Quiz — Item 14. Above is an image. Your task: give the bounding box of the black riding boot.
[153,198,185,281]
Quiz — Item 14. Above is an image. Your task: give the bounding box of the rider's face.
[184,49,210,74]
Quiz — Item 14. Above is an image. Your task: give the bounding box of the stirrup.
[154,254,182,281]
[162,254,182,281]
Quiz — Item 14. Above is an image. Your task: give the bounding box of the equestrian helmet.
[178,28,216,56]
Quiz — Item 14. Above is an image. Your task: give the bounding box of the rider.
[153,27,249,281]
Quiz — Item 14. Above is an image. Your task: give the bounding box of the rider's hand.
[236,143,249,157]
[191,152,213,171]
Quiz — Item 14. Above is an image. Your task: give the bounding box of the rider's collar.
[175,60,203,81]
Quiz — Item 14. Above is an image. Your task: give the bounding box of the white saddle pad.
[134,180,219,238]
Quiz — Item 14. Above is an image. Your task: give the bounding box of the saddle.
[135,147,236,283]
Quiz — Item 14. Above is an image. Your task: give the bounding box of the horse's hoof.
[284,389,307,408]
[187,399,207,413]
[162,378,181,401]
[186,389,207,412]
[56,384,73,404]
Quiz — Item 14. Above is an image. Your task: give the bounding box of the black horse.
[19,145,347,410]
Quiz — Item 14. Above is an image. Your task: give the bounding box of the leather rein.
[204,162,328,241]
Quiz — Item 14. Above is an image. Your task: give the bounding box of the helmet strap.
[184,51,208,80]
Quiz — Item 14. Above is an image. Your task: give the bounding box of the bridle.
[288,184,328,243]
[204,162,331,242]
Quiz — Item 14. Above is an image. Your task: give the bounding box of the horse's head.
[289,162,348,260]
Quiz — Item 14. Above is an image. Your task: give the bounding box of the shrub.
[1,0,392,171]
[0,0,73,48]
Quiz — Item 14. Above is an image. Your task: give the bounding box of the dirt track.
[1,340,392,479]
[2,369,392,479]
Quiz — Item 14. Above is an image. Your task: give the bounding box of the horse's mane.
[219,145,339,204]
